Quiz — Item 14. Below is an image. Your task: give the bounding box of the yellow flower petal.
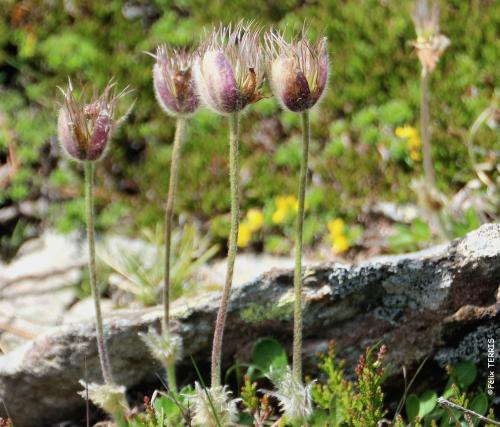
[237,223,252,248]
[246,208,264,232]
[407,136,421,149]
[332,235,350,254]
[272,208,287,224]
[328,218,345,238]
[395,126,418,140]
[275,196,289,211]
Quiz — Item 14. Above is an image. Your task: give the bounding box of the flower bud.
[57,80,132,162]
[153,45,199,117]
[265,30,329,112]
[194,23,264,114]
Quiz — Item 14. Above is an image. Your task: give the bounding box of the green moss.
[240,292,294,324]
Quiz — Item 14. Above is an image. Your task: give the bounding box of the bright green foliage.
[226,337,289,386]
[349,345,387,427]
[251,338,289,374]
[128,385,197,427]
[402,361,495,427]
[310,342,387,427]
[241,375,259,414]
[311,341,353,426]
[126,342,498,427]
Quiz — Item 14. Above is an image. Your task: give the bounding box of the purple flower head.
[265,29,329,112]
[194,22,264,114]
[57,79,133,162]
[153,45,199,117]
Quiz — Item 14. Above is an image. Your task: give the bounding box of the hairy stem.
[211,112,240,387]
[292,111,310,381]
[162,118,187,392]
[84,161,114,385]
[420,68,450,239]
[420,69,435,189]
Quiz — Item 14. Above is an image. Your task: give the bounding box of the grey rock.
[1,224,499,427]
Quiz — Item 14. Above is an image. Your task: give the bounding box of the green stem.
[292,111,310,382]
[84,161,114,385]
[211,112,240,387]
[162,118,186,393]
[420,69,435,190]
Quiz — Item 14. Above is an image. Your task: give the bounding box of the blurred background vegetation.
[0,0,498,260]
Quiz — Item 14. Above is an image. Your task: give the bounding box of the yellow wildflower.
[246,209,264,232]
[272,195,299,224]
[327,218,345,238]
[332,235,350,254]
[275,196,289,211]
[395,126,418,139]
[237,223,252,248]
[272,207,287,224]
[395,126,421,162]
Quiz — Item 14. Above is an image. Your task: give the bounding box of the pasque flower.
[153,45,199,117]
[58,79,132,427]
[266,29,329,384]
[194,22,264,114]
[265,30,329,112]
[194,22,264,388]
[57,79,132,161]
[150,43,199,393]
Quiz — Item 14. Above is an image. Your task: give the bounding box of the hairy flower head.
[265,367,314,423]
[411,0,450,73]
[152,45,199,117]
[57,79,132,161]
[194,22,264,114]
[265,29,328,112]
[138,327,183,368]
[78,380,128,418]
[191,382,239,427]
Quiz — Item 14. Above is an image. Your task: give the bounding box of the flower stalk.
[292,111,309,381]
[84,161,114,385]
[162,117,187,392]
[265,28,328,383]
[211,112,240,387]
[420,69,434,189]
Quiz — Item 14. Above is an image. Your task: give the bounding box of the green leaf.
[251,338,288,373]
[469,393,488,416]
[418,390,437,418]
[153,395,180,417]
[452,361,477,389]
[406,394,420,421]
